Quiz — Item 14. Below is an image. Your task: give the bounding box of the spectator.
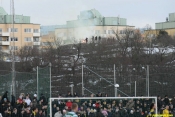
[22,99,27,109]
[12,108,18,117]
[66,100,72,111]
[23,108,31,117]
[157,96,162,111]
[148,103,156,116]
[65,103,78,117]
[25,96,31,106]
[31,107,39,117]
[17,95,23,104]
[129,110,135,117]
[39,94,47,105]
[163,105,169,117]
[11,94,16,107]
[74,92,78,97]
[126,99,135,110]
[52,104,57,117]
[85,38,88,43]
[171,96,175,108]
[101,107,108,117]
[33,94,37,101]
[1,91,9,103]
[54,107,62,117]
[66,92,72,97]
[164,95,170,105]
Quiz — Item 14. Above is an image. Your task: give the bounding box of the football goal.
[49,97,157,117]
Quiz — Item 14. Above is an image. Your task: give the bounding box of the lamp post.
[142,65,149,96]
[115,84,119,97]
[70,84,74,95]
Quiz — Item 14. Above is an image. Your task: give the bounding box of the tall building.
[144,12,175,38]
[48,9,134,45]
[155,12,175,37]
[41,25,66,36]
[0,7,40,53]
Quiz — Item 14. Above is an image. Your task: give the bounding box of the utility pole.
[11,0,16,97]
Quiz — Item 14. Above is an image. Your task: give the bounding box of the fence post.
[49,63,52,98]
[114,64,117,97]
[82,64,84,96]
[37,66,38,100]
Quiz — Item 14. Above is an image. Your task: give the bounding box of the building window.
[11,37,18,41]
[25,37,32,42]
[104,30,106,34]
[108,30,114,34]
[33,38,39,42]
[120,30,126,34]
[34,29,39,33]
[10,46,18,50]
[24,28,31,33]
[0,37,2,41]
[95,30,100,34]
[11,28,18,32]
[0,28,2,32]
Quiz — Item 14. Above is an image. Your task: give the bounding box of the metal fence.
[1,64,174,98]
[51,64,175,97]
[0,66,50,99]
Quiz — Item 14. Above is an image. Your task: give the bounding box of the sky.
[0,0,175,29]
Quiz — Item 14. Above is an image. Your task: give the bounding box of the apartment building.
[144,12,175,38]
[55,9,134,44]
[0,7,40,53]
[40,31,55,49]
[41,9,134,46]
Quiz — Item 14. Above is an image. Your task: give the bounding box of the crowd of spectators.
[0,91,48,117]
[1,91,175,117]
[51,92,175,117]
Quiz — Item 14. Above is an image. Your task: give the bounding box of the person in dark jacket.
[11,108,18,117]
[11,94,16,107]
[129,110,135,117]
[39,94,47,105]
[66,91,72,97]
[23,108,31,117]
[31,107,38,117]
[171,96,175,108]
[1,91,9,103]
[74,92,78,97]
[164,95,169,106]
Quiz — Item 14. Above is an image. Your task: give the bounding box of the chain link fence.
[0,66,50,99]
[0,64,174,98]
[51,64,175,97]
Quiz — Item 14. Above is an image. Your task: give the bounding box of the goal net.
[49,97,157,117]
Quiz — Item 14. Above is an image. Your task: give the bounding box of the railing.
[33,33,40,37]
[0,32,10,36]
[0,41,10,45]
[33,42,40,45]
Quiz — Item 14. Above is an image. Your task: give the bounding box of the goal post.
[49,97,157,117]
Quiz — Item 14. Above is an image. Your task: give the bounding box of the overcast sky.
[1,0,175,29]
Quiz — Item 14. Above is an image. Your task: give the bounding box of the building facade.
[144,12,175,38]
[41,9,134,45]
[156,13,175,30]
[0,7,40,53]
[40,25,66,36]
